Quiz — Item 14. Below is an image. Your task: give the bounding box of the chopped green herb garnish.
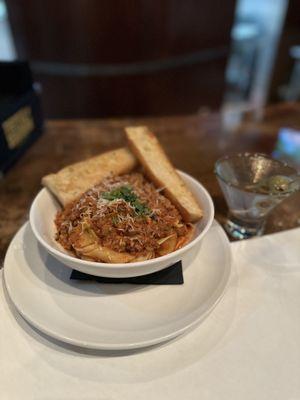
[111,215,119,225]
[102,185,151,216]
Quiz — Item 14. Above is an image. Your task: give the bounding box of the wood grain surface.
[1,102,300,265]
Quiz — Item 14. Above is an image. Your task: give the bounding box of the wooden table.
[1,102,300,266]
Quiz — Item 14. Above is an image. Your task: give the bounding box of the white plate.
[4,221,231,350]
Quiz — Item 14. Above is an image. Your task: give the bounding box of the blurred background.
[1,0,300,243]
[0,0,300,119]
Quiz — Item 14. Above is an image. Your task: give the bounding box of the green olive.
[258,175,292,194]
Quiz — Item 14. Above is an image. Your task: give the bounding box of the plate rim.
[4,221,232,350]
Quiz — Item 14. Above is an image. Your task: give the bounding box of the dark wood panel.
[6,0,236,117]
[7,0,236,62]
[36,59,227,118]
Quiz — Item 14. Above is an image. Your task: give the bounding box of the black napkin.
[70,261,183,285]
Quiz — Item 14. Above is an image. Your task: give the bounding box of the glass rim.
[214,152,299,195]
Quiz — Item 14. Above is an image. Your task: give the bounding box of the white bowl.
[29,171,214,278]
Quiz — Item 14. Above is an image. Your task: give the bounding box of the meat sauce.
[55,173,189,257]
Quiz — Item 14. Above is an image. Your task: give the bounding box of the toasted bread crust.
[42,147,137,206]
[125,126,202,222]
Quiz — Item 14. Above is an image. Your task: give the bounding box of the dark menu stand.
[0,61,43,176]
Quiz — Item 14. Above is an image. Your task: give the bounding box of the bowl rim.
[29,170,214,269]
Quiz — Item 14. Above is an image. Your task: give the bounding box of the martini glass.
[215,153,300,239]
